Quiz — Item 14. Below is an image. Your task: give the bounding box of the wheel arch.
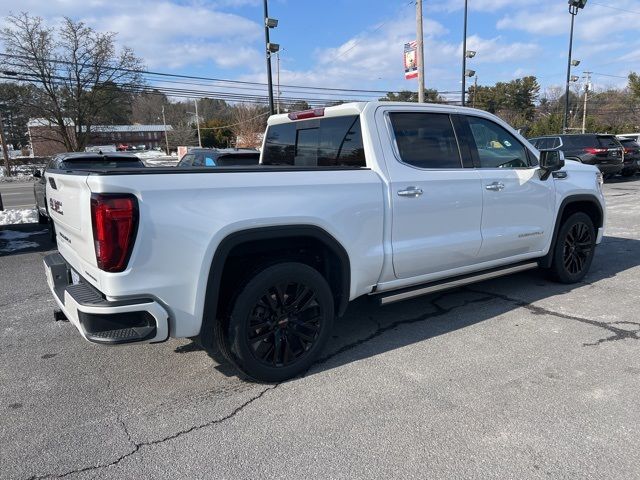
[540,194,603,268]
[199,225,352,339]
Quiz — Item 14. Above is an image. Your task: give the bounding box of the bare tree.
[231,104,268,148]
[167,124,197,149]
[0,12,143,152]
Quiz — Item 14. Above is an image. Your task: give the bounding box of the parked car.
[618,137,640,176]
[529,134,624,178]
[618,133,640,143]
[43,102,605,382]
[177,148,260,168]
[34,152,145,224]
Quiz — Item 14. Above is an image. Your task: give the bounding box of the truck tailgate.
[46,172,99,281]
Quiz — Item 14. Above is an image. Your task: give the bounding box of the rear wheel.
[548,212,596,284]
[223,262,334,382]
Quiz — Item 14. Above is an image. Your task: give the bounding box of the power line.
[0,52,409,96]
[327,1,415,62]
[591,2,640,15]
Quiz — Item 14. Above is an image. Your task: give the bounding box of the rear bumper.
[43,253,169,345]
[596,163,623,175]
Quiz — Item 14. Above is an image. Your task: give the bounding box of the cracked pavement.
[2,180,640,479]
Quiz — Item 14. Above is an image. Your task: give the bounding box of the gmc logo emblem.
[49,198,64,215]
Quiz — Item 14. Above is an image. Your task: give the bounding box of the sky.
[2,0,639,102]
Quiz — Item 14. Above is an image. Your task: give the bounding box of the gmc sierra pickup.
[43,102,606,381]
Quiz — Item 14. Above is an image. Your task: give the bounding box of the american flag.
[404,41,418,80]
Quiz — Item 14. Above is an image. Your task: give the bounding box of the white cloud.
[0,0,263,70]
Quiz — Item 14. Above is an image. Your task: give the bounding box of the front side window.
[389,112,462,169]
[466,116,530,168]
[262,115,366,167]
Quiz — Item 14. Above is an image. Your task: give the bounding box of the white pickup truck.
[43,102,605,381]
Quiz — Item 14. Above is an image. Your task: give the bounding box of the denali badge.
[49,198,64,215]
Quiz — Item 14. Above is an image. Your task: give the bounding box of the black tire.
[622,170,635,177]
[223,262,334,382]
[548,212,596,284]
[37,210,48,225]
[48,218,56,244]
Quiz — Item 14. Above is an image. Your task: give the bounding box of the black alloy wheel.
[562,221,593,275]
[247,281,322,367]
[225,262,334,382]
[549,212,596,284]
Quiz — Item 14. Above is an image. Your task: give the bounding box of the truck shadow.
[186,235,640,382]
[0,223,54,257]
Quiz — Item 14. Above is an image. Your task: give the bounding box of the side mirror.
[539,149,565,180]
[32,169,41,178]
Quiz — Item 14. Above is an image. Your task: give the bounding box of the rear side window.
[389,112,462,169]
[262,115,366,167]
[598,136,621,148]
[561,136,595,148]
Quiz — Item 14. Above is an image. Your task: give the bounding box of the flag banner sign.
[404,41,418,80]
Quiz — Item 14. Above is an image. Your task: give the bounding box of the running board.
[376,261,539,306]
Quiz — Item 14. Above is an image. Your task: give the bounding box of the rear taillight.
[584,147,608,154]
[90,194,138,272]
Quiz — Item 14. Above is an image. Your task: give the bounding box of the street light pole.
[563,0,586,133]
[416,0,425,103]
[461,0,469,106]
[263,0,275,115]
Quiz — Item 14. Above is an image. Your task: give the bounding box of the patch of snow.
[0,228,47,253]
[0,209,39,225]
[0,174,37,183]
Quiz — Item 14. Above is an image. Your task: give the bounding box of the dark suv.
[34,152,145,224]
[529,134,624,178]
[177,148,260,168]
[618,137,640,177]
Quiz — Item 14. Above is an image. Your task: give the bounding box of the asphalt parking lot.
[1,180,640,480]
[0,181,36,209]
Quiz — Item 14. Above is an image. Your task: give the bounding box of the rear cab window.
[388,112,462,169]
[262,115,366,167]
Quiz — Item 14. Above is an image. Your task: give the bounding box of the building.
[27,119,173,157]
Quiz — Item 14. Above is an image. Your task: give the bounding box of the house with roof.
[27,119,173,156]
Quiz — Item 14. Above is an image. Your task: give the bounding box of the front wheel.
[224,262,334,382]
[548,212,596,284]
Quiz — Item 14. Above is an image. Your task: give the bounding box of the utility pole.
[162,105,170,155]
[461,0,469,106]
[276,51,281,115]
[582,71,591,134]
[473,75,478,108]
[416,0,425,103]
[194,99,202,148]
[0,108,11,177]
[263,0,276,115]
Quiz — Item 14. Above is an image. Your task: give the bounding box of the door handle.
[398,187,423,198]
[485,182,505,192]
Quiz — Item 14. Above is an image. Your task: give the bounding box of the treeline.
[381,74,640,137]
